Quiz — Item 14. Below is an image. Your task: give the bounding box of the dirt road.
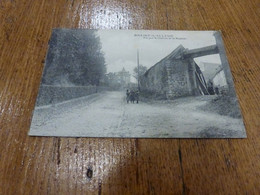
[29,91,246,138]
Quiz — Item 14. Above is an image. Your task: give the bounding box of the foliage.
[133,64,147,81]
[42,29,106,86]
[199,95,242,118]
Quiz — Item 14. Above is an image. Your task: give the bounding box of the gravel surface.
[29,91,246,138]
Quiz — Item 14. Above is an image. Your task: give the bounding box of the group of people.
[126,89,139,104]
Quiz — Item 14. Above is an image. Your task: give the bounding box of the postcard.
[29,29,246,138]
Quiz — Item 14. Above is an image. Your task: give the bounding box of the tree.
[133,64,148,82]
[42,29,106,86]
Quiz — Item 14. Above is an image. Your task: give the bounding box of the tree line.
[42,29,106,86]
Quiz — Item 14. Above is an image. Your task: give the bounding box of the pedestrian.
[215,86,219,95]
[126,89,130,103]
[135,90,139,104]
[207,80,215,95]
[129,90,135,103]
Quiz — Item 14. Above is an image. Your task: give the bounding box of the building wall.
[140,58,193,99]
[166,59,191,98]
[140,44,214,99]
[140,59,168,98]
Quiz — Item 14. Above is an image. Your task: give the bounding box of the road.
[29,91,246,138]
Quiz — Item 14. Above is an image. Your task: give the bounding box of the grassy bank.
[199,95,242,118]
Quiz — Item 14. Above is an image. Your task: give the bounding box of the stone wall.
[140,59,168,98]
[166,59,191,99]
[36,85,108,106]
[140,54,193,99]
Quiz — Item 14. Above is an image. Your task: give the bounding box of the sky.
[97,30,221,82]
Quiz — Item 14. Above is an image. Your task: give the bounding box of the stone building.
[140,44,219,99]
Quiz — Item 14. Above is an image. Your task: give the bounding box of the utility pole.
[137,49,140,91]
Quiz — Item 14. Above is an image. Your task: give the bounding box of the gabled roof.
[144,45,186,76]
[210,66,224,80]
[164,44,186,60]
[200,62,222,82]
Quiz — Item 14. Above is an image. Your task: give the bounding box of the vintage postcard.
[29,29,246,138]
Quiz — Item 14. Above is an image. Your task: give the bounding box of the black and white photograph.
[29,29,246,138]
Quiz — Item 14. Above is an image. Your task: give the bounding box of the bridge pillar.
[214,31,236,96]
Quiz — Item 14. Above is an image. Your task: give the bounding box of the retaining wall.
[36,85,108,106]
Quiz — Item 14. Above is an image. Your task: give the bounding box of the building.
[140,44,219,99]
[198,62,222,83]
[105,68,131,89]
[116,68,131,86]
[211,67,228,94]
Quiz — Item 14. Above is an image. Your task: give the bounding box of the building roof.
[200,62,222,82]
[144,45,186,76]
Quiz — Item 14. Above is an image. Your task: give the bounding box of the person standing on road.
[129,90,135,103]
[135,90,139,104]
[126,89,130,103]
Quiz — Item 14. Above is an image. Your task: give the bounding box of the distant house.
[211,67,228,94]
[105,68,131,89]
[117,68,131,86]
[199,62,222,83]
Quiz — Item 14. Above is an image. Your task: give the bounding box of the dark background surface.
[0,0,259,194]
